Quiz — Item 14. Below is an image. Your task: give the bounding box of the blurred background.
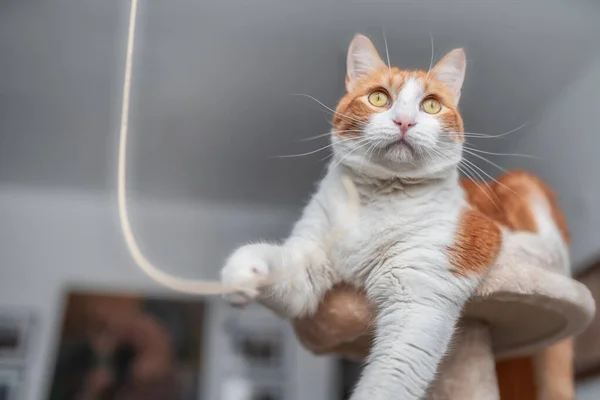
[1,0,600,399]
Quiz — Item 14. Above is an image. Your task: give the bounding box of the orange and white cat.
[221,34,569,399]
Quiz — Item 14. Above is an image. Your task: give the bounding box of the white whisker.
[462,148,508,173]
[463,145,539,160]
[458,159,502,209]
[360,140,382,174]
[458,163,501,210]
[299,129,363,142]
[272,146,336,159]
[452,122,530,140]
[461,157,525,202]
[273,136,369,159]
[332,140,374,169]
[424,29,435,83]
[382,26,392,76]
[428,146,494,193]
[292,93,366,125]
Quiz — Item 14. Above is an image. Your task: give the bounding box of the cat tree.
[292,251,595,399]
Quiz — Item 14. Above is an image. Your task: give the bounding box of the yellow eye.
[368,90,390,107]
[421,97,442,114]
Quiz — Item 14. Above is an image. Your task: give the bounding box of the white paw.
[220,244,272,307]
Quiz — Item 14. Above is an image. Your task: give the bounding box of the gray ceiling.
[1,0,599,208]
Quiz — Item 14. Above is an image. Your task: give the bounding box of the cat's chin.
[338,156,415,181]
[382,140,415,160]
[338,152,459,183]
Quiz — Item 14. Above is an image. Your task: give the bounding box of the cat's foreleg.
[350,262,478,400]
[220,238,336,318]
[220,176,348,318]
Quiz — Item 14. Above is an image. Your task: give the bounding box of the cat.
[220,34,569,399]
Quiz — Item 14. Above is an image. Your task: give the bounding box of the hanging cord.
[116,0,359,296]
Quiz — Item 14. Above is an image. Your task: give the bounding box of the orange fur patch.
[333,68,464,140]
[462,170,570,243]
[460,178,510,226]
[497,171,570,243]
[448,209,502,275]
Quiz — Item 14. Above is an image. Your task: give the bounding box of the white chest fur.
[324,167,468,286]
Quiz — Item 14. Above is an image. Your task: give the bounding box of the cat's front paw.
[220,244,272,307]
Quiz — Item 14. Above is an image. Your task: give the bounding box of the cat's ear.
[346,34,386,91]
[431,49,466,104]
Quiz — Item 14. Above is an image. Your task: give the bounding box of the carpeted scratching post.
[429,320,498,399]
[292,255,595,399]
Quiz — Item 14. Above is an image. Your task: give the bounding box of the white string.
[116,0,359,296]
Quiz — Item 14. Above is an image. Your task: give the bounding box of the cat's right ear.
[346,34,386,92]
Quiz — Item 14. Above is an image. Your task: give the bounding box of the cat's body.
[221,35,569,399]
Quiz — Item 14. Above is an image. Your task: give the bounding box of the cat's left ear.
[431,49,466,104]
[346,34,386,92]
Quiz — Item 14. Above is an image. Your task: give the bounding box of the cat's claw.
[222,288,259,307]
[220,245,271,306]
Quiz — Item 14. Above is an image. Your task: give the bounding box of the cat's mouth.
[384,138,415,154]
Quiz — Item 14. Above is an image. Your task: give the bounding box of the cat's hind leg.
[494,171,570,273]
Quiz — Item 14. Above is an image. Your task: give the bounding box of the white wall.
[0,185,336,400]
[578,378,600,400]
[505,55,600,272]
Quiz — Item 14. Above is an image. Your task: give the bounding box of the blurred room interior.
[1,0,600,399]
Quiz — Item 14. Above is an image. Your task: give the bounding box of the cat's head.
[331,34,466,180]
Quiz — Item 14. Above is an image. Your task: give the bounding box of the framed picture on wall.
[0,367,21,400]
[0,310,34,366]
[47,290,207,400]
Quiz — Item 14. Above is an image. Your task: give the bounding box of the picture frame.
[47,290,206,399]
[0,310,34,366]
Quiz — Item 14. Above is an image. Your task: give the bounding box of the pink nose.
[394,118,417,135]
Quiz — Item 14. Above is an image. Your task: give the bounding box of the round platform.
[292,261,596,361]
[468,260,595,359]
